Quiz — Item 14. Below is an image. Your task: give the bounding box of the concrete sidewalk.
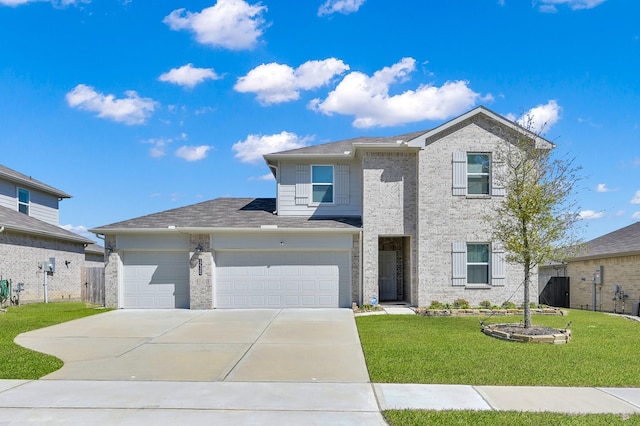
[0,380,639,424]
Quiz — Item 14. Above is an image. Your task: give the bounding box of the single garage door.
[215,251,350,308]
[122,251,189,308]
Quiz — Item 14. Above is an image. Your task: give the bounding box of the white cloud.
[537,0,606,12]
[310,57,480,128]
[175,145,211,161]
[631,190,640,204]
[579,210,605,220]
[159,63,222,88]
[235,58,349,105]
[632,211,640,220]
[66,84,156,125]
[0,0,87,7]
[516,100,561,134]
[143,134,187,158]
[233,131,313,164]
[596,183,615,193]
[61,224,95,241]
[163,0,267,50]
[318,0,365,16]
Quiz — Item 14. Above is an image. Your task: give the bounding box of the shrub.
[502,301,517,309]
[428,300,444,309]
[453,298,470,309]
[479,300,492,309]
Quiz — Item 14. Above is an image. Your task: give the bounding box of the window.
[17,188,29,215]
[467,154,490,195]
[467,243,489,284]
[311,165,333,203]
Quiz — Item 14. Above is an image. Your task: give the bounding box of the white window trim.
[310,164,335,206]
[452,241,505,287]
[467,153,491,196]
[466,242,490,285]
[17,187,30,215]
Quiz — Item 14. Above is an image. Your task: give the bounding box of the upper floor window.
[18,188,30,215]
[311,165,334,203]
[467,243,489,284]
[467,153,490,195]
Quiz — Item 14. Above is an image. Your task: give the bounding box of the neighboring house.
[567,222,640,314]
[0,164,98,303]
[91,106,553,310]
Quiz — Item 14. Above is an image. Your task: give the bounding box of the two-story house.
[0,165,97,304]
[92,106,552,309]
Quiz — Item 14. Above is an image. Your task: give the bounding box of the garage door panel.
[215,251,349,309]
[123,251,189,309]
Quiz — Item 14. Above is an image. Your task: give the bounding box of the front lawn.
[356,309,640,386]
[384,410,640,425]
[0,302,108,379]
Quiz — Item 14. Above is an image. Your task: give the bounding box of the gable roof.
[0,164,72,199]
[571,221,640,260]
[91,198,361,234]
[0,206,94,244]
[264,130,427,160]
[407,106,555,150]
[263,106,554,164]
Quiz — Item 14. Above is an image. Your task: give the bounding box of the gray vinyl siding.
[0,178,60,225]
[277,160,362,217]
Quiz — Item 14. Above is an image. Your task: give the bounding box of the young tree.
[486,118,582,328]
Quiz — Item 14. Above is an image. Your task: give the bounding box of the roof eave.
[408,106,555,149]
[3,225,93,244]
[569,250,640,262]
[92,226,361,235]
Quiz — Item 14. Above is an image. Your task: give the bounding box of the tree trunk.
[523,263,531,328]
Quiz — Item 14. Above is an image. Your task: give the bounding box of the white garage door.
[215,251,350,308]
[122,251,189,309]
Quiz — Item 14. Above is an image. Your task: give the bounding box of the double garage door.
[122,251,190,309]
[215,251,350,309]
[121,250,350,309]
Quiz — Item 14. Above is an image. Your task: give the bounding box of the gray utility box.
[632,302,639,317]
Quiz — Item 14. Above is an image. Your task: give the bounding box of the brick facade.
[362,151,418,305]
[0,229,86,303]
[568,255,640,313]
[189,234,212,309]
[417,121,528,307]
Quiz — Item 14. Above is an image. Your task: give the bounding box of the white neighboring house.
[0,165,98,304]
[92,106,553,310]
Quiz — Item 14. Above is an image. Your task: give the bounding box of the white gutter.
[90,227,361,235]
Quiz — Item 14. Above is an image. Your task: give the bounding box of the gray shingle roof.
[91,198,361,232]
[576,222,640,259]
[0,206,94,244]
[0,164,72,198]
[265,130,428,157]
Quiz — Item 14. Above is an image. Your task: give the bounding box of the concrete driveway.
[15,308,370,383]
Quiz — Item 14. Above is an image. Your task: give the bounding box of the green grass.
[356,309,640,386]
[384,410,640,425]
[0,302,109,379]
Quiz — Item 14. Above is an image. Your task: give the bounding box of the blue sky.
[1,0,638,243]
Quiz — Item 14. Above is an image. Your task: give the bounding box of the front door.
[379,251,397,301]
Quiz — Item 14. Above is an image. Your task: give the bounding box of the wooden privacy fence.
[539,276,570,308]
[81,267,105,305]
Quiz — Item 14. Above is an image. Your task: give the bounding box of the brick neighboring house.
[567,222,640,314]
[92,106,553,310]
[0,164,98,304]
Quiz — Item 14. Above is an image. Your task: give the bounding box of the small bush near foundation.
[452,298,470,309]
[479,300,493,309]
[502,301,517,309]
[428,300,444,309]
[352,303,384,313]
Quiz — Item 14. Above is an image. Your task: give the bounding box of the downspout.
[359,229,363,306]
